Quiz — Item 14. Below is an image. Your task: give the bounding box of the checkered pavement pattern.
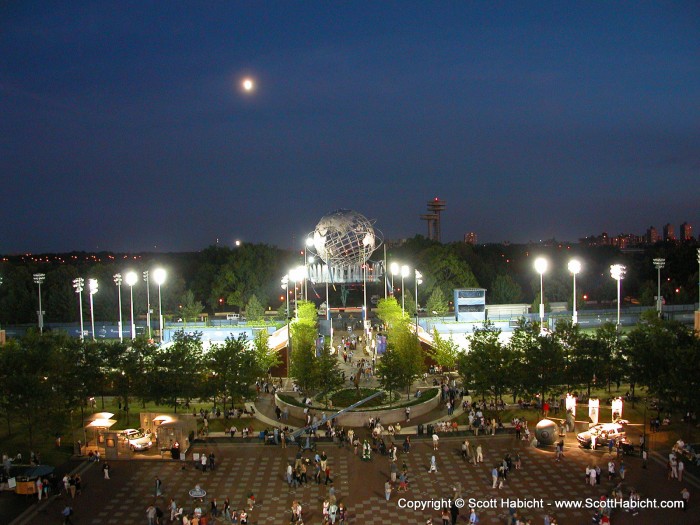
[27,436,696,525]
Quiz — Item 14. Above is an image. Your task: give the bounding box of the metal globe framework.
[312,209,380,268]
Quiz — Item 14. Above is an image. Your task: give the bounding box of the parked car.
[119,428,153,451]
[577,422,627,449]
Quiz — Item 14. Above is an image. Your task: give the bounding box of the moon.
[242,78,254,92]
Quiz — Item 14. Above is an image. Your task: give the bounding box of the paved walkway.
[12,433,699,525]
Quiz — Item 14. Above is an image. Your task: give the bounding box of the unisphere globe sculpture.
[312,209,378,267]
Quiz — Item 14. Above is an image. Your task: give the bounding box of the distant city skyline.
[1,3,698,253]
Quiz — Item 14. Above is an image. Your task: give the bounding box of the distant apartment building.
[663,223,676,242]
[646,226,659,244]
[680,222,693,241]
[463,232,477,245]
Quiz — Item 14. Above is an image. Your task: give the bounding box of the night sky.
[1,2,698,253]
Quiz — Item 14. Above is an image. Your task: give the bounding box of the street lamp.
[401,264,410,314]
[610,264,626,331]
[113,273,123,342]
[534,257,548,328]
[124,271,138,340]
[153,268,166,343]
[696,248,700,311]
[289,267,305,318]
[72,277,85,341]
[88,279,98,341]
[390,262,399,296]
[653,258,665,318]
[281,275,290,319]
[33,273,45,334]
[415,269,423,330]
[143,271,152,339]
[304,237,314,301]
[568,259,581,325]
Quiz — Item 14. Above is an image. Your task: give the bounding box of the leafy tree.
[509,319,564,402]
[426,287,449,317]
[252,329,281,376]
[387,322,425,399]
[403,289,417,317]
[152,330,204,411]
[530,291,551,315]
[289,338,319,393]
[489,274,522,304]
[289,300,320,393]
[459,322,515,404]
[317,345,344,406]
[376,346,403,405]
[624,315,700,412]
[206,334,257,412]
[180,290,204,323]
[245,294,264,322]
[430,328,460,369]
[0,332,78,447]
[376,297,404,329]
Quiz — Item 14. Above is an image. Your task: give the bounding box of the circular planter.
[275,388,439,427]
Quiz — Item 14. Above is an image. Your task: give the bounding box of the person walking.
[678,459,685,481]
[385,480,392,501]
[102,462,110,479]
[61,506,74,525]
[429,455,437,473]
[491,466,499,489]
[432,433,439,451]
[476,444,483,463]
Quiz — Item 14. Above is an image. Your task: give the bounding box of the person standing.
[155,477,163,497]
[405,406,411,422]
[476,444,483,463]
[432,433,439,451]
[102,463,110,479]
[678,459,685,481]
[385,480,392,501]
[429,455,437,473]
[491,466,499,488]
[146,504,157,525]
[450,499,459,525]
[681,487,690,511]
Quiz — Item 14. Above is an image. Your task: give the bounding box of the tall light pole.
[88,279,98,341]
[153,268,166,343]
[125,271,138,340]
[363,262,368,327]
[143,271,152,339]
[610,264,626,332]
[289,267,304,318]
[568,259,581,325]
[113,274,123,342]
[653,258,665,318]
[281,275,290,319]
[415,269,422,331]
[401,264,410,315]
[534,257,548,329]
[390,262,399,296]
[304,237,314,301]
[696,248,700,311]
[33,273,45,334]
[72,277,85,341]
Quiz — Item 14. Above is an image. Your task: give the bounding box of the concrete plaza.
[11,430,698,525]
